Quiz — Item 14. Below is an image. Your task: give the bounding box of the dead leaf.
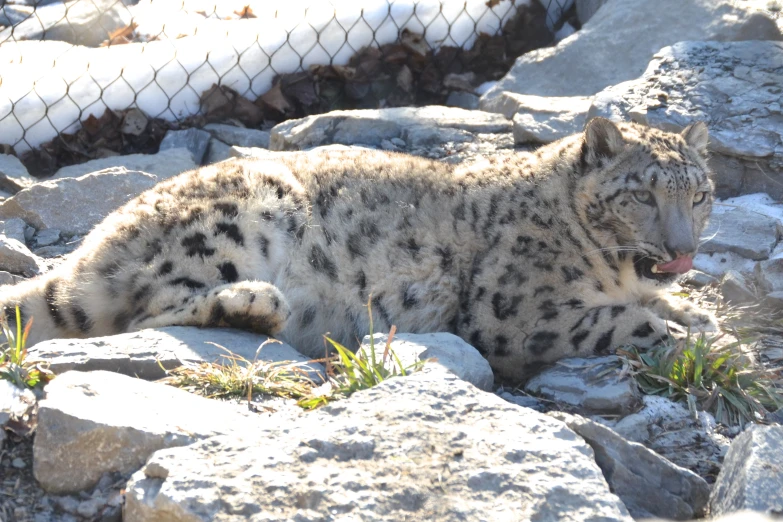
[101,22,138,47]
[234,5,256,18]
[259,82,292,114]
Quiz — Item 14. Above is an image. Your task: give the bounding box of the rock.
[0,168,159,236]
[709,424,783,516]
[720,270,756,303]
[683,270,718,288]
[0,154,35,193]
[33,370,266,494]
[51,148,195,181]
[270,106,511,151]
[0,0,132,47]
[0,270,24,285]
[203,123,271,149]
[694,251,756,279]
[590,41,783,199]
[28,327,324,381]
[445,91,480,110]
[120,108,149,136]
[481,0,781,110]
[124,368,633,521]
[636,395,728,482]
[34,228,60,247]
[158,129,211,164]
[612,413,649,443]
[497,391,545,411]
[525,356,641,416]
[1,218,27,244]
[0,236,42,276]
[203,138,233,164]
[490,93,592,144]
[576,0,610,24]
[700,205,780,261]
[552,412,710,520]
[756,243,783,292]
[360,332,494,391]
[765,290,783,306]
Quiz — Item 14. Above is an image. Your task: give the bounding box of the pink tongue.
[656,256,693,274]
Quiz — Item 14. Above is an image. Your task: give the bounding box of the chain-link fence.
[0,0,571,173]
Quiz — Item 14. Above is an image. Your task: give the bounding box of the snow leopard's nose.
[662,208,697,258]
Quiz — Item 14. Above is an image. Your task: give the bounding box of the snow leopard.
[0,118,716,382]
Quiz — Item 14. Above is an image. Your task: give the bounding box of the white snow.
[0,0,527,152]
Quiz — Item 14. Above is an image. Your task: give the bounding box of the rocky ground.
[2,0,783,521]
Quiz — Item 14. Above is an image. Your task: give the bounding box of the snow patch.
[0,0,527,152]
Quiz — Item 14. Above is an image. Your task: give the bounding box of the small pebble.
[11,457,26,469]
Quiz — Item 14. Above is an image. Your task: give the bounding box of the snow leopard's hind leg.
[129,280,291,335]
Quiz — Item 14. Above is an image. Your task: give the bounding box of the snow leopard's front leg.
[645,293,718,332]
[129,280,291,335]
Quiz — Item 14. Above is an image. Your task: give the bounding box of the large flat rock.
[124,367,633,521]
[0,168,158,235]
[51,148,195,181]
[700,205,781,261]
[34,370,265,494]
[590,40,783,199]
[270,106,511,151]
[480,0,780,109]
[28,326,324,381]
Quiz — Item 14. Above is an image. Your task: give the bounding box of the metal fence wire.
[0,0,570,173]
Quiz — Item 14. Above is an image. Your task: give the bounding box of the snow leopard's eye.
[633,190,653,204]
[693,191,707,205]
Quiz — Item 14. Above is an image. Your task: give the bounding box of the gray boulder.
[0,0,132,47]
[360,332,494,391]
[158,129,211,164]
[590,40,783,199]
[525,355,641,416]
[700,205,780,261]
[270,106,511,151]
[0,270,24,285]
[124,368,633,521]
[0,235,42,276]
[34,370,265,494]
[709,424,783,517]
[480,0,780,110]
[203,138,233,164]
[756,243,783,293]
[203,123,271,149]
[0,168,158,235]
[28,326,324,381]
[552,412,710,520]
[720,270,756,303]
[0,154,35,193]
[51,148,195,181]
[1,218,27,244]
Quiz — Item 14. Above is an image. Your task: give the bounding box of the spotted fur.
[0,119,717,382]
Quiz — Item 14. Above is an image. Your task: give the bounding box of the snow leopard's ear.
[681,121,709,156]
[581,117,625,168]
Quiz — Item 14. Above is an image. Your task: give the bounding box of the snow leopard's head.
[575,118,713,284]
